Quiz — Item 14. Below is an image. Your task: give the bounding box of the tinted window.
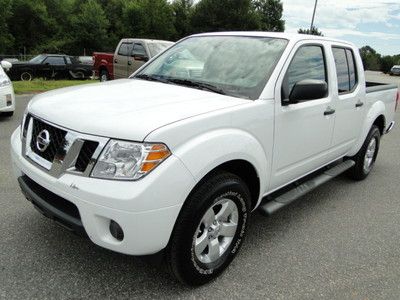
[332,48,349,93]
[332,47,358,94]
[346,49,357,90]
[118,42,133,56]
[132,43,147,56]
[43,57,65,65]
[283,45,326,99]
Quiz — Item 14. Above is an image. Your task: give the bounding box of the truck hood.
[28,79,248,141]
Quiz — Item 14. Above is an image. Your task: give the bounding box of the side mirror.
[132,54,149,62]
[283,79,328,105]
[0,60,12,71]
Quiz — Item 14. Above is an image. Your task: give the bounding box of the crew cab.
[11,32,398,285]
[6,54,93,81]
[93,38,173,81]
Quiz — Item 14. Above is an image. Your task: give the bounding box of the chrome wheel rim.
[193,198,239,264]
[100,74,108,82]
[363,138,377,173]
[21,72,32,81]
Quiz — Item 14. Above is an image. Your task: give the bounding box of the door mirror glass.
[284,79,328,105]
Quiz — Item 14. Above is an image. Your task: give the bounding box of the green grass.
[13,79,97,95]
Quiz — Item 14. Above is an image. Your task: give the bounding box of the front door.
[270,43,336,190]
[114,42,133,79]
[127,43,148,76]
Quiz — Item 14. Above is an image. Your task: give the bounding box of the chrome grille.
[22,115,108,178]
[30,118,67,162]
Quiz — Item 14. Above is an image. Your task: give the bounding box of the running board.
[259,160,355,215]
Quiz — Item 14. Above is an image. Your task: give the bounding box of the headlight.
[91,140,171,180]
[0,74,11,87]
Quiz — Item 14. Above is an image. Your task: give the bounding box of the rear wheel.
[99,69,109,82]
[347,125,380,180]
[166,171,251,285]
[21,71,33,81]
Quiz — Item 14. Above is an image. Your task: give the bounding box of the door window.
[132,43,147,56]
[282,45,327,100]
[332,47,358,94]
[118,42,133,56]
[43,57,65,65]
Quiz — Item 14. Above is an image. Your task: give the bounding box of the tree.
[298,26,323,36]
[172,0,194,38]
[0,0,14,53]
[359,46,381,71]
[253,0,284,31]
[191,0,261,33]
[70,0,110,55]
[123,0,176,40]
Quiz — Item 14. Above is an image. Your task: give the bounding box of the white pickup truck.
[11,32,398,285]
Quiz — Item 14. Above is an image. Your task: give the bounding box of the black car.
[7,54,93,81]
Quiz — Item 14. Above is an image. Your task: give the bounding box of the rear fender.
[348,100,385,156]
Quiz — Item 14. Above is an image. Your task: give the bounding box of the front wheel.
[347,125,381,180]
[166,171,251,285]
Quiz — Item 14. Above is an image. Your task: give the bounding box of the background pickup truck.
[6,54,93,81]
[11,32,398,286]
[93,38,173,81]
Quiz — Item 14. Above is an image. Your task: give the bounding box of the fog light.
[6,94,12,106]
[109,220,124,241]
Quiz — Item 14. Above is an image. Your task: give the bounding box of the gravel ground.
[1,74,399,299]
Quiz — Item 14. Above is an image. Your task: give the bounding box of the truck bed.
[366,81,398,93]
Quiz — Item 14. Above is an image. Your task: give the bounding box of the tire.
[20,71,33,81]
[166,171,251,286]
[347,125,380,180]
[99,69,109,82]
[1,111,13,117]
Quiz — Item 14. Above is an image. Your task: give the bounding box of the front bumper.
[0,85,15,113]
[11,128,196,255]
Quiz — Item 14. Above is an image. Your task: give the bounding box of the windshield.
[29,55,46,64]
[134,36,288,100]
[147,42,174,57]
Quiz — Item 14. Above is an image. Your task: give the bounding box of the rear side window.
[282,45,327,100]
[332,47,357,94]
[43,57,65,65]
[118,42,133,56]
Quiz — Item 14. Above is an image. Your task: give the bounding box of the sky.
[282,0,400,55]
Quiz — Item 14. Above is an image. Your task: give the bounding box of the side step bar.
[259,160,355,215]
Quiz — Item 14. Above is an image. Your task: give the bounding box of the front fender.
[173,128,268,206]
[348,100,385,156]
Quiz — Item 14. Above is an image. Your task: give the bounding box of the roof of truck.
[191,31,355,47]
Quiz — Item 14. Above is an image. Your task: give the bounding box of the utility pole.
[310,0,318,31]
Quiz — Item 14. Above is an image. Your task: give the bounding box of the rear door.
[127,42,149,76]
[270,42,336,189]
[330,46,365,154]
[113,41,133,79]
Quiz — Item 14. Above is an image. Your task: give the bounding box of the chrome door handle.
[128,61,132,66]
[355,101,364,108]
[324,107,336,116]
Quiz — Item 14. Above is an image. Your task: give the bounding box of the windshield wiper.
[166,78,227,95]
[135,74,168,83]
